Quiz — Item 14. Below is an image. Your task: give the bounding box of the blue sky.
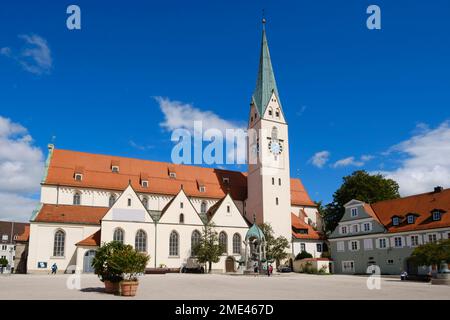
[1,0,450,221]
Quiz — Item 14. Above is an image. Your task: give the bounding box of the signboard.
[37,262,47,269]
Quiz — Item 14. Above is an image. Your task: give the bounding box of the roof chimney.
[434,186,444,193]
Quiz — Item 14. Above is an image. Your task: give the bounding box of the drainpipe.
[154,222,157,268]
[56,185,60,206]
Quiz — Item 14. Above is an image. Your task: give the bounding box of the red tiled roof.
[76,230,101,247]
[34,204,109,225]
[291,213,323,240]
[44,149,316,206]
[16,225,30,242]
[370,188,450,233]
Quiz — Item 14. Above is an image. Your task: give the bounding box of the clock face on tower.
[268,140,283,155]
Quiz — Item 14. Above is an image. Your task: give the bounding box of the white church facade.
[26,23,324,274]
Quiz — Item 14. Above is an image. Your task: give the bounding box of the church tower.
[246,19,292,242]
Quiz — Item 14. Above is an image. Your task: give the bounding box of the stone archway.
[225,256,236,273]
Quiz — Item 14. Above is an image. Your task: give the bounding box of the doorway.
[83,250,96,273]
[225,256,235,273]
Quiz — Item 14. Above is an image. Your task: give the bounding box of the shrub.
[92,241,125,283]
[295,251,313,261]
[109,245,150,281]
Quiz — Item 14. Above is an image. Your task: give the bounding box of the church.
[26,22,324,274]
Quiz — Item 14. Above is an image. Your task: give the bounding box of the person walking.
[51,263,58,275]
[269,264,273,276]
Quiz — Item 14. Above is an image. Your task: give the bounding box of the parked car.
[277,265,292,273]
[181,258,205,274]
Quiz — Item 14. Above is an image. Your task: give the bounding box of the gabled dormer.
[207,194,248,228]
[405,213,419,224]
[101,183,153,223]
[158,188,203,225]
[391,215,403,226]
[431,209,446,221]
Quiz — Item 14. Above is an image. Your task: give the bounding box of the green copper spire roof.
[245,221,265,241]
[252,23,281,116]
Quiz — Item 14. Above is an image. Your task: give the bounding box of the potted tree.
[109,244,149,296]
[92,241,125,294]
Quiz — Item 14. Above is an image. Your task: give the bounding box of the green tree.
[193,222,224,273]
[411,239,450,272]
[295,251,313,261]
[323,170,400,233]
[259,223,290,266]
[108,244,150,281]
[0,257,8,267]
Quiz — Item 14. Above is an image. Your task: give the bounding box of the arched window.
[219,232,228,254]
[179,213,184,224]
[233,233,241,254]
[53,230,65,257]
[169,231,179,256]
[73,192,81,205]
[268,107,273,116]
[113,228,124,244]
[200,201,207,214]
[135,230,147,252]
[275,108,280,117]
[276,197,279,205]
[109,194,116,207]
[191,230,201,254]
[142,196,148,209]
[271,127,278,140]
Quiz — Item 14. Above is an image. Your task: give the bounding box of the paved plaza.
[1,273,449,300]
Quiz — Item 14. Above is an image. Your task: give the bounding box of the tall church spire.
[252,18,281,116]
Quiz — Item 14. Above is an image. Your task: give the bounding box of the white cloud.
[156,97,247,164]
[0,193,39,222]
[0,116,44,221]
[361,154,374,162]
[129,140,154,151]
[310,151,330,168]
[157,96,244,133]
[332,156,364,168]
[379,121,450,196]
[1,34,52,75]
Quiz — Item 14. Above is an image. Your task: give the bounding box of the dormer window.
[197,179,206,193]
[351,208,358,217]
[141,180,148,188]
[432,211,442,221]
[392,217,400,226]
[407,215,415,224]
[168,166,177,179]
[111,160,120,173]
[74,166,84,181]
[222,177,230,185]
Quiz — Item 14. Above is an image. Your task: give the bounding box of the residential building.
[329,187,450,275]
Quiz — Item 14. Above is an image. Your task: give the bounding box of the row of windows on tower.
[72,193,212,214]
[272,177,282,186]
